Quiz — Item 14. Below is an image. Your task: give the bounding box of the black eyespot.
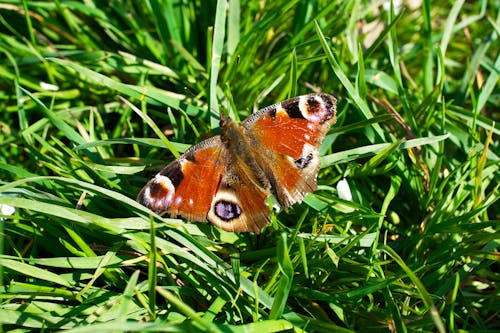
[323,98,335,120]
[306,97,321,111]
[285,102,304,119]
[214,201,242,221]
[307,95,335,122]
[295,152,313,169]
[160,161,184,188]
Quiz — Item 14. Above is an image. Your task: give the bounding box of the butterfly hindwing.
[207,162,272,233]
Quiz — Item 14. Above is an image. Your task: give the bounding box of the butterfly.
[137,93,337,233]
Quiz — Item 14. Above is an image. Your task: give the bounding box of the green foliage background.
[0,0,498,332]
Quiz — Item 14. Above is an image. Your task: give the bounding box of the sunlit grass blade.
[119,96,180,158]
[381,245,446,333]
[269,233,293,319]
[315,20,385,142]
[208,0,227,129]
[322,133,449,167]
[48,58,203,116]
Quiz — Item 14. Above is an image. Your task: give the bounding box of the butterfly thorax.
[219,114,271,191]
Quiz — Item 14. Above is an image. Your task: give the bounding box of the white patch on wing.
[295,143,320,173]
[142,174,175,209]
[276,104,287,117]
[143,186,151,200]
[314,94,323,104]
[301,143,315,157]
[299,95,329,123]
[298,96,309,117]
[179,157,189,171]
[210,190,241,207]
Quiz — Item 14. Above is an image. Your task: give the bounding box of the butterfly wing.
[207,162,272,233]
[243,93,337,208]
[138,93,336,233]
[137,136,272,233]
[137,137,226,223]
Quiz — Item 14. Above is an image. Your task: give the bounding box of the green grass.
[0,0,498,332]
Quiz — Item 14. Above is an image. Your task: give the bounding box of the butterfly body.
[137,93,337,233]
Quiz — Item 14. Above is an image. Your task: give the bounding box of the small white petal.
[382,0,403,14]
[1,203,15,216]
[40,81,59,91]
[337,179,352,201]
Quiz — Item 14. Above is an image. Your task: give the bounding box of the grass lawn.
[0,0,498,332]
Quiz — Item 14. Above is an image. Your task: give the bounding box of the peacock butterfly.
[137,93,337,233]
